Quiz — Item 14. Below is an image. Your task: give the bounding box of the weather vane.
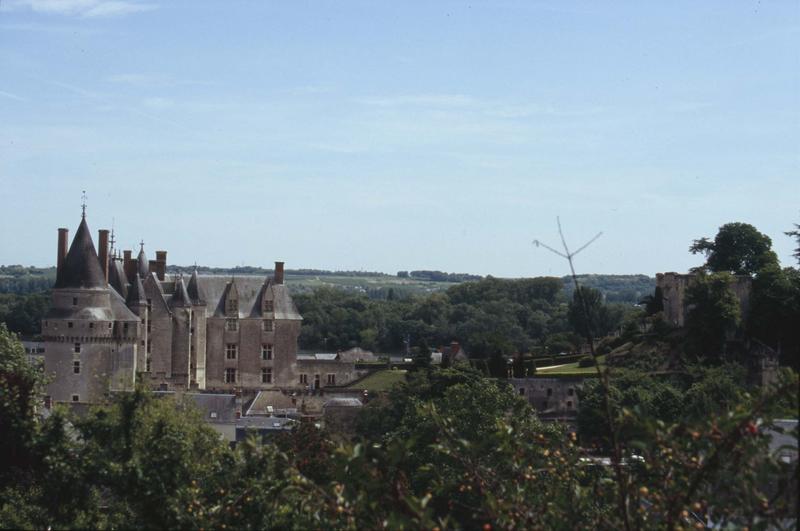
[81,190,87,218]
[139,239,145,251]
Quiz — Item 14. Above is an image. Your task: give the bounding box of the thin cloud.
[359,94,477,108]
[1,0,156,18]
[0,90,28,102]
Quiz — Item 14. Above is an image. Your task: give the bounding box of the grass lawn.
[536,355,606,376]
[347,369,407,391]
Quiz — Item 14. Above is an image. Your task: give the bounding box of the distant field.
[285,274,454,296]
[347,369,407,391]
[537,356,606,376]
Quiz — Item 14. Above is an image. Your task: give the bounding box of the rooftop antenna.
[81,190,87,219]
[109,217,116,256]
[533,218,632,531]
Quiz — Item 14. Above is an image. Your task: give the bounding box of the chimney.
[274,261,284,285]
[57,228,68,280]
[98,229,109,283]
[148,260,158,275]
[155,251,167,281]
[123,250,134,282]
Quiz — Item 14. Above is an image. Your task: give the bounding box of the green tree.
[567,285,624,339]
[690,222,778,275]
[685,272,741,360]
[786,222,800,265]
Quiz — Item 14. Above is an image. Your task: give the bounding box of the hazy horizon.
[2,1,798,277]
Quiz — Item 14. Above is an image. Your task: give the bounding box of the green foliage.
[685,272,741,360]
[749,263,800,369]
[567,285,625,340]
[787,222,800,265]
[0,292,50,336]
[690,222,779,275]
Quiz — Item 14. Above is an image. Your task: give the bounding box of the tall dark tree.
[685,272,741,360]
[690,222,778,275]
[786,223,800,265]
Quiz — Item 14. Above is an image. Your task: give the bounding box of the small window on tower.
[68,322,74,329]
[72,297,78,306]
[89,322,94,329]
[74,343,81,353]
[146,357,151,372]
[327,373,336,385]
[299,374,308,385]
[71,394,80,402]
[225,368,236,383]
[261,367,272,384]
[73,360,81,374]
[108,322,113,329]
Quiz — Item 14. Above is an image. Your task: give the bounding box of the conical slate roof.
[137,247,149,278]
[108,258,128,299]
[187,269,205,304]
[170,276,191,308]
[54,217,106,290]
[126,274,146,306]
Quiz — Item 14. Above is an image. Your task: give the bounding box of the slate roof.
[109,285,140,322]
[54,217,106,290]
[108,259,128,299]
[126,274,146,306]
[187,269,205,304]
[175,275,301,320]
[170,276,191,308]
[137,248,149,279]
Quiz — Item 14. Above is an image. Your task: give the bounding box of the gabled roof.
[197,275,301,319]
[54,217,106,290]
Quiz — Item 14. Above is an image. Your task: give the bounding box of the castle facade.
[43,214,302,404]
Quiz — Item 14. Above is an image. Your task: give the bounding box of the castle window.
[68,322,74,329]
[546,388,553,397]
[226,319,238,332]
[89,322,94,329]
[262,319,273,332]
[146,357,151,372]
[567,388,574,396]
[261,367,272,384]
[146,341,151,354]
[299,373,308,385]
[261,344,273,360]
[264,300,273,312]
[327,374,336,385]
[108,322,112,329]
[567,401,573,409]
[73,360,81,374]
[74,343,81,353]
[519,388,525,395]
[226,343,238,359]
[227,299,238,313]
[72,297,77,306]
[72,394,79,402]
[225,368,236,383]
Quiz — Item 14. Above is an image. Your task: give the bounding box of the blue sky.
[1,0,798,277]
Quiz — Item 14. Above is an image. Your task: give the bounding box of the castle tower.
[43,215,140,404]
[187,269,207,389]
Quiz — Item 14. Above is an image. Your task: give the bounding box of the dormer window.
[262,319,273,332]
[264,300,274,312]
[226,299,238,313]
[226,319,238,332]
